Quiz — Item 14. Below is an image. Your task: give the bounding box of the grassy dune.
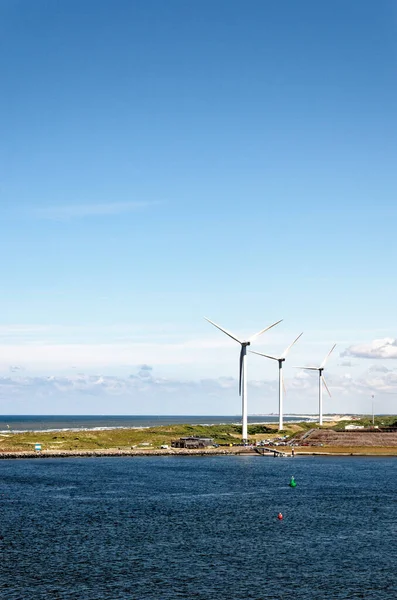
[1,418,396,454]
[0,423,282,452]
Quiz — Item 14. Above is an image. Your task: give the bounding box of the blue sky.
[1,0,397,414]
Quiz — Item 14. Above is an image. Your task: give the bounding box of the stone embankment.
[302,430,397,447]
[0,447,258,460]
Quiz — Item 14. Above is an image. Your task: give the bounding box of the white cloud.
[0,370,277,414]
[342,338,397,359]
[2,324,397,413]
[2,363,397,416]
[338,360,355,367]
[358,370,397,394]
[34,201,159,220]
[0,370,266,415]
[368,364,393,373]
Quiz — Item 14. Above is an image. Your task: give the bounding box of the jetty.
[254,446,288,457]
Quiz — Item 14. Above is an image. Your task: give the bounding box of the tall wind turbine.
[250,332,303,431]
[295,344,336,426]
[204,317,282,441]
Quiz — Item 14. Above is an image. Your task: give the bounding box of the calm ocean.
[0,414,310,432]
[0,455,396,599]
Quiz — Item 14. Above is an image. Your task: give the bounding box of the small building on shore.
[171,436,214,449]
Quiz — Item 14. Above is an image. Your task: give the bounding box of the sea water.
[0,456,396,599]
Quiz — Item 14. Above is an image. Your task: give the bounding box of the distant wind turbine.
[204,317,283,441]
[250,332,303,431]
[295,344,336,426]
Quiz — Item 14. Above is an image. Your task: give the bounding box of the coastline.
[1,447,397,460]
[0,447,257,459]
[2,419,397,459]
[0,414,351,434]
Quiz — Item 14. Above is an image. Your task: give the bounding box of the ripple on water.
[0,456,396,599]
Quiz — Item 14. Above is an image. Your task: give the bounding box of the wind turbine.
[204,317,282,442]
[250,332,303,431]
[295,344,336,426]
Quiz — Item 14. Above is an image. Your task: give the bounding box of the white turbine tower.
[295,344,336,426]
[250,332,303,431]
[204,317,282,442]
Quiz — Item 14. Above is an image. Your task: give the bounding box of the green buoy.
[289,476,296,488]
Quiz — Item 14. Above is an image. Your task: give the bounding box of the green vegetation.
[332,415,397,431]
[0,423,280,452]
[1,417,395,453]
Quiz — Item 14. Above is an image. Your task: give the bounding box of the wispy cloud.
[35,201,159,220]
[338,360,356,368]
[9,365,25,373]
[342,338,397,360]
[368,364,394,373]
[0,365,397,404]
[3,353,397,418]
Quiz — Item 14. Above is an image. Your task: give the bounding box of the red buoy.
[277,512,283,520]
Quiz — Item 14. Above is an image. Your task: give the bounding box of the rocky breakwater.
[0,447,257,460]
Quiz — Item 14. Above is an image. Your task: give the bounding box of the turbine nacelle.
[204,317,282,349]
[204,316,283,440]
[250,332,303,431]
[294,344,336,423]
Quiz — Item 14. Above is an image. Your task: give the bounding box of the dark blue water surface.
[1,456,396,599]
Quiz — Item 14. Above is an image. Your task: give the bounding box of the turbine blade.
[248,319,283,343]
[249,350,278,361]
[281,332,304,359]
[321,343,337,368]
[282,371,287,395]
[294,366,319,371]
[322,376,332,397]
[239,347,243,396]
[204,317,242,344]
